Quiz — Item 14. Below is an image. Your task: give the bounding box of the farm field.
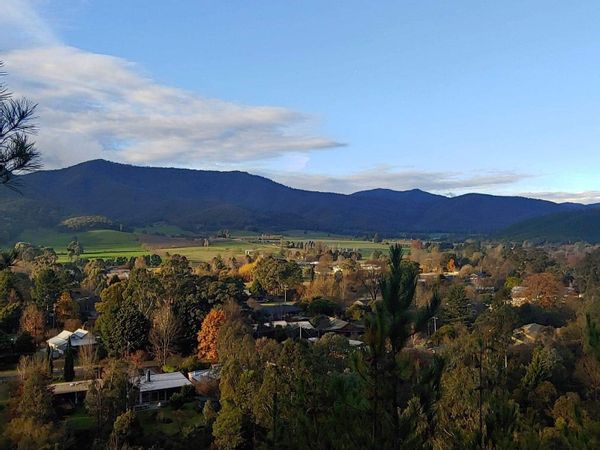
[8,228,401,263]
[14,228,148,262]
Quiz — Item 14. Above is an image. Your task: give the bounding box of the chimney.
[146,369,151,383]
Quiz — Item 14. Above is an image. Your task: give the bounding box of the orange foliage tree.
[523,272,565,307]
[447,258,456,272]
[20,304,45,343]
[197,308,227,363]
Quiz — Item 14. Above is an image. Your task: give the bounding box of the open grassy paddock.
[7,227,400,264]
[14,228,148,262]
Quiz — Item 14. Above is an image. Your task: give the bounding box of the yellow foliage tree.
[238,261,257,282]
[197,308,226,363]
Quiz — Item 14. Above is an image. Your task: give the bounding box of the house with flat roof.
[50,379,97,405]
[133,370,192,405]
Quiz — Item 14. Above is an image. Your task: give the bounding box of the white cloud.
[3,46,341,168]
[265,165,530,194]
[519,191,600,205]
[0,0,59,47]
[1,3,341,169]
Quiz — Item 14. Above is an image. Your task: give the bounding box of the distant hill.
[0,159,587,242]
[499,208,600,243]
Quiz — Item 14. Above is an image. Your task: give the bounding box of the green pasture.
[157,239,279,262]
[7,227,405,264]
[13,228,148,262]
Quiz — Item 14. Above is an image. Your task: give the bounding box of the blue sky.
[2,1,600,201]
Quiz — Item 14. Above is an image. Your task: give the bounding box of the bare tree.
[149,304,180,366]
[358,265,383,303]
[79,343,98,379]
[0,61,40,188]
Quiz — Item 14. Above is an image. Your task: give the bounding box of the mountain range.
[0,159,597,242]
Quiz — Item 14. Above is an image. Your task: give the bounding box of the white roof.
[188,366,221,382]
[135,372,192,392]
[47,328,96,351]
[293,321,314,330]
[266,320,314,330]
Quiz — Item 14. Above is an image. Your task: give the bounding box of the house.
[47,328,96,356]
[134,370,192,405]
[512,323,555,345]
[255,319,318,339]
[308,336,364,347]
[188,365,221,396]
[106,268,131,281]
[256,304,303,321]
[469,272,494,293]
[188,365,221,384]
[50,380,96,405]
[314,317,364,336]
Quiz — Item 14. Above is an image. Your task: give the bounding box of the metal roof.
[135,371,192,392]
[50,380,96,395]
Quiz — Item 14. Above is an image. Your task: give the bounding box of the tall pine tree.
[63,337,75,382]
[358,244,441,449]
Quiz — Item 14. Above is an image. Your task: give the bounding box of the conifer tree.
[63,337,75,382]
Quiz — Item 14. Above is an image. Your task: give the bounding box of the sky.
[2,0,600,202]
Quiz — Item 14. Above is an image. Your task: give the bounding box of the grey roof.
[188,365,221,382]
[135,371,192,392]
[50,380,96,395]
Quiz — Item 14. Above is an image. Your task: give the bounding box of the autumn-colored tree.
[238,261,257,282]
[523,272,565,307]
[447,257,456,272]
[20,303,45,343]
[197,308,226,363]
[55,291,79,326]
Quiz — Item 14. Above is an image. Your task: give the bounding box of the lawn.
[63,406,95,431]
[137,401,205,436]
